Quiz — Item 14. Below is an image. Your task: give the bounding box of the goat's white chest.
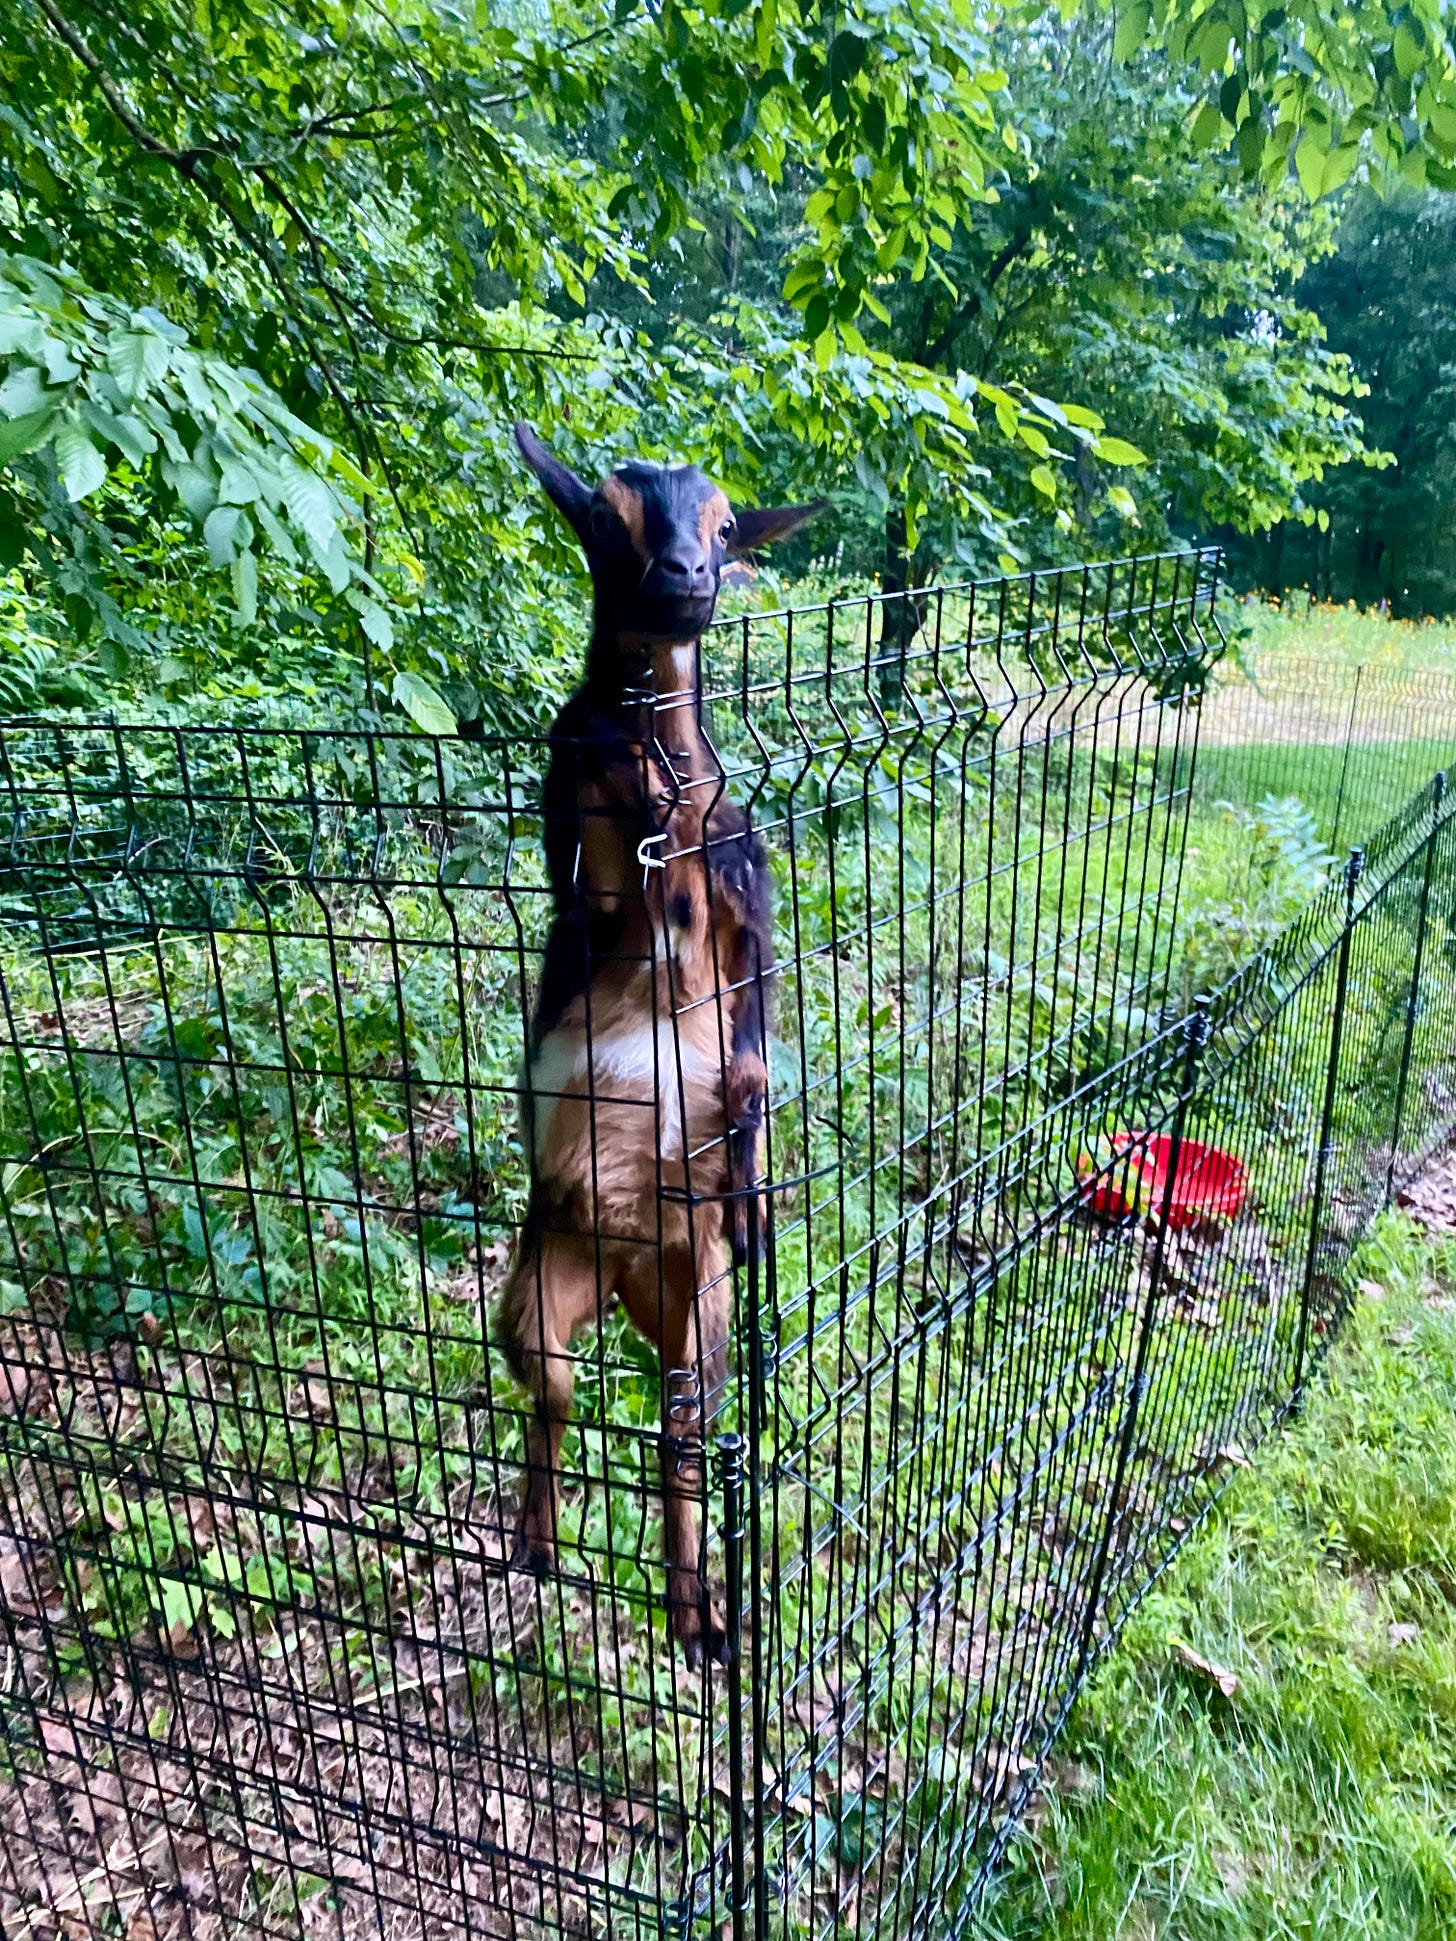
[527,1013,717,1168]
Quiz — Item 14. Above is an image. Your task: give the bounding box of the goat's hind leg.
[626,1234,733,1668]
[499,1223,605,1575]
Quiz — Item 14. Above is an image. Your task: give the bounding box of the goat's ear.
[514,422,593,546]
[726,499,825,556]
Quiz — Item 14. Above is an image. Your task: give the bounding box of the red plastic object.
[1079,1131,1246,1229]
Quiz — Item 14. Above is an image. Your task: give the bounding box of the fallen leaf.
[1171,1638,1238,1697]
[1388,1622,1421,1649]
[38,1717,81,1761]
[0,1540,48,1616]
[166,1616,199,1660]
[1357,1278,1386,1303]
[1216,1442,1253,1470]
[1387,1324,1416,1348]
[0,1360,34,1415]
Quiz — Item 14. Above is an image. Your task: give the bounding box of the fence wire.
[0,549,1452,1941]
[1193,650,1456,851]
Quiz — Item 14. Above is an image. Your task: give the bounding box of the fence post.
[1387,772,1446,1205]
[717,1432,747,1941]
[1329,665,1363,854]
[1073,995,1211,1685]
[1294,845,1364,1399]
[743,1187,771,1941]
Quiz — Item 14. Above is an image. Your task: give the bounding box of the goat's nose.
[654,547,712,593]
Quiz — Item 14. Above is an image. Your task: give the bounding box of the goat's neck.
[648,640,710,781]
[591,629,709,775]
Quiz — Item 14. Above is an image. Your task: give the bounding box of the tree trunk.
[879,503,928,706]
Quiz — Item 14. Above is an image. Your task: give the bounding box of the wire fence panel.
[0,547,1454,1941]
[1194,652,1456,851]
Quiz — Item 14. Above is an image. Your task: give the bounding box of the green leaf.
[1294,129,1330,199]
[82,403,156,467]
[108,329,171,402]
[393,671,457,737]
[1114,1,1152,63]
[1106,484,1140,520]
[1095,436,1147,467]
[1296,132,1360,199]
[1191,101,1223,149]
[203,504,245,567]
[1029,462,1057,500]
[158,1577,203,1635]
[254,500,300,566]
[0,407,57,465]
[0,367,51,418]
[1394,23,1424,79]
[53,420,107,501]
[231,548,258,626]
[278,459,340,558]
[354,599,394,652]
[218,460,261,505]
[167,459,217,522]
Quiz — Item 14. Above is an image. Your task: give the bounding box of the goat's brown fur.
[501,425,817,1667]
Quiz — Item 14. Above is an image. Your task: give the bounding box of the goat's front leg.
[726,1049,768,1267]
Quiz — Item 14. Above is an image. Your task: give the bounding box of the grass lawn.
[977,1206,1456,1940]
[1193,600,1456,849]
[1191,738,1453,848]
[1225,597,1456,672]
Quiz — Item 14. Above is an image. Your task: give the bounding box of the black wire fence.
[0,548,1453,1941]
[1192,651,1456,851]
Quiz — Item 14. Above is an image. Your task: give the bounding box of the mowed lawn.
[1190,599,1456,848]
[975,1206,1456,1940]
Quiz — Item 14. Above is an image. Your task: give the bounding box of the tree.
[1250,188,1456,612]
[1,0,1451,718]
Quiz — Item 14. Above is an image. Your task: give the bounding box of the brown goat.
[500,425,819,1665]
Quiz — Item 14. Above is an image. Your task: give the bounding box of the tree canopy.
[1,0,1451,722]
[1229,187,1456,613]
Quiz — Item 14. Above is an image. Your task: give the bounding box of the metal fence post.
[1295,845,1364,1398]
[717,1432,747,1941]
[1330,664,1363,853]
[744,1188,771,1941]
[1073,995,1211,1684]
[1387,773,1446,1205]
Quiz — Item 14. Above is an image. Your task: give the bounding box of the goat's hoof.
[510,1527,556,1580]
[672,1591,730,1671]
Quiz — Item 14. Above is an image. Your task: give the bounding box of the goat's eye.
[719,517,736,543]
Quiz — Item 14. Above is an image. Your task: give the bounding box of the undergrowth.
[979,1209,1456,1941]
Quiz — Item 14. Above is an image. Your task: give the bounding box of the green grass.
[978,1211,1456,1940]
[1191,741,1452,849]
[1226,596,1456,672]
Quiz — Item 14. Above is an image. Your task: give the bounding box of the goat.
[500,423,819,1666]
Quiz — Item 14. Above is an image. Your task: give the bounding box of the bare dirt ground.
[1394,1145,1456,1235]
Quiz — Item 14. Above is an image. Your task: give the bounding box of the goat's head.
[515,423,821,653]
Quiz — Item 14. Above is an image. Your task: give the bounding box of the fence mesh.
[1193,650,1456,850]
[0,549,1453,1941]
